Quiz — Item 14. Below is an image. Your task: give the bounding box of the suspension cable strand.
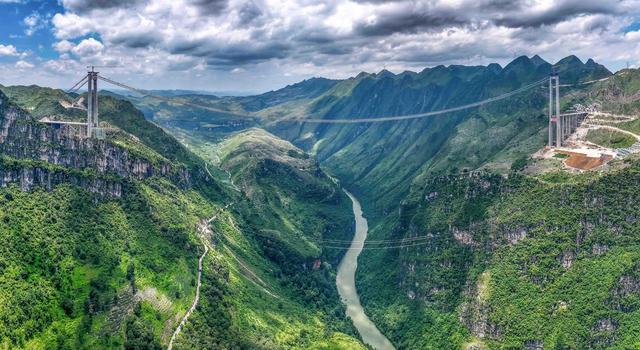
[67,76,88,93]
[318,235,433,244]
[322,240,435,250]
[98,75,254,119]
[296,77,549,124]
[558,76,610,87]
[70,79,88,94]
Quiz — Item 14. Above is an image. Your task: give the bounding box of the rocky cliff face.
[0,92,190,197]
[0,164,123,197]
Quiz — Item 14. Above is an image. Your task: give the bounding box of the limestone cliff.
[0,91,190,197]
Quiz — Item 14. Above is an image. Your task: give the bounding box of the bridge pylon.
[86,66,104,139]
[548,71,561,147]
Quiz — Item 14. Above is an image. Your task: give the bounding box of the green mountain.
[130,55,611,214]
[119,56,640,349]
[4,55,637,350]
[357,67,640,349]
[0,87,364,349]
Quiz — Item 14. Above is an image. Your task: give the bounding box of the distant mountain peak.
[504,55,534,72]
[487,63,502,73]
[530,55,548,66]
[376,69,395,78]
[354,72,370,80]
[556,55,583,66]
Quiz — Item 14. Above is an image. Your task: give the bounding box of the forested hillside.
[0,88,363,349]
[358,156,640,349]
[122,58,640,349]
[355,67,640,349]
[129,55,611,215]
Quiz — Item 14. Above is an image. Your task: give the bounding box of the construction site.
[537,105,640,171]
[523,70,639,171]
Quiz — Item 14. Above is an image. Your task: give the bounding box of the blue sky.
[0,1,61,60]
[0,0,639,93]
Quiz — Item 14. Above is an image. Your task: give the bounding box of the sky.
[0,0,639,94]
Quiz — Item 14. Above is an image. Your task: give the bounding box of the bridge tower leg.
[555,74,561,147]
[86,71,93,138]
[86,68,99,139]
[91,71,98,134]
[549,78,556,148]
[548,72,561,147]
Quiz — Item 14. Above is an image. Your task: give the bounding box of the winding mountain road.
[167,204,230,350]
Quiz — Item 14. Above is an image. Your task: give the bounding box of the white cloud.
[15,60,34,70]
[23,14,38,27]
[71,38,104,58]
[53,40,75,53]
[4,0,636,91]
[23,13,47,36]
[51,13,94,39]
[0,44,19,56]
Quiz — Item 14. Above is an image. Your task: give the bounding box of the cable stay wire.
[67,76,88,94]
[90,74,550,125]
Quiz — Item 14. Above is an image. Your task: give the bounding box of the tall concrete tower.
[86,67,103,139]
[548,70,561,147]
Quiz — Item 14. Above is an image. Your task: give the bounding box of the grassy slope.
[585,128,636,149]
[89,58,623,348]
[264,55,610,216]
[0,88,222,348]
[118,56,611,219]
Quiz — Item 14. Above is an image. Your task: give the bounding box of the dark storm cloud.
[62,0,143,13]
[167,34,289,67]
[494,0,618,28]
[291,27,342,44]
[168,38,210,57]
[111,32,162,49]
[353,0,622,38]
[355,9,469,36]
[190,0,229,15]
[205,42,290,66]
[53,0,638,78]
[237,1,263,25]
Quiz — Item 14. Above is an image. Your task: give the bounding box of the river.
[336,190,395,350]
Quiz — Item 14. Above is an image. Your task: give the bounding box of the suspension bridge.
[44,67,605,149]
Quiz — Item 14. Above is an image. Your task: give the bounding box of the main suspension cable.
[94,74,550,125]
[296,77,549,124]
[98,75,253,119]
